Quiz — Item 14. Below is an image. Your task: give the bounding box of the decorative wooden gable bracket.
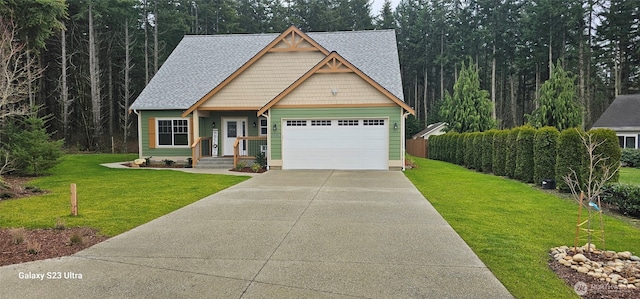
[316,57,353,73]
[258,51,415,116]
[268,29,323,53]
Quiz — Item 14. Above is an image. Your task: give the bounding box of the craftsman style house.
[130,26,414,170]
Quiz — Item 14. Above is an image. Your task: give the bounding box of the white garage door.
[282,119,388,170]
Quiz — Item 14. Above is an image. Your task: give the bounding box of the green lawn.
[404,158,640,299]
[619,167,640,185]
[0,154,249,236]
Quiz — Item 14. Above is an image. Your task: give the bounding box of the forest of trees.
[1,0,638,151]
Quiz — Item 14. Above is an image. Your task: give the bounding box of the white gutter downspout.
[133,109,142,159]
[261,112,270,170]
[401,111,411,171]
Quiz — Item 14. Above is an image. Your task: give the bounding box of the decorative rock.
[631,255,640,262]
[582,243,596,252]
[563,255,572,261]
[604,250,617,258]
[577,267,589,273]
[573,253,588,263]
[618,251,632,259]
[629,284,637,290]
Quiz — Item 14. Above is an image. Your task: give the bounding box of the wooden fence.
[406,139,428,158]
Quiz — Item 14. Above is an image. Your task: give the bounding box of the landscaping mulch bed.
[0,227,109,267]
[549,253,640,298]
[229,167,267,173]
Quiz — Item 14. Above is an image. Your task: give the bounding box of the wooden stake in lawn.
[70,183,78,216]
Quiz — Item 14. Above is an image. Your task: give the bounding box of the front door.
[223,118,246,156]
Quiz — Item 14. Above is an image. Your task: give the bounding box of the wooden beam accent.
[258,52,415,116]
[274,103,397,109]
[197,107,260,111]
[268,47,321,53]
[316,68,353,73]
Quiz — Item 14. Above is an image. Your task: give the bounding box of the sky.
[371,0,402,15]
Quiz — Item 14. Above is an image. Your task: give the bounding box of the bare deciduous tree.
[0,18,41,128]
[564,132,620,253]
[0,18,42,176]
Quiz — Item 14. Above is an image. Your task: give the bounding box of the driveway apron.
[1,170,513,298]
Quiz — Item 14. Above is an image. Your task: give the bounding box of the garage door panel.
[282,119,388,170]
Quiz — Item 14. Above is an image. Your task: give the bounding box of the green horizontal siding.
[270,107,403,160]
[140,110,192,157]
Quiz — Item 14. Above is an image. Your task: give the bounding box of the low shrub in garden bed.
[602,183,640,217]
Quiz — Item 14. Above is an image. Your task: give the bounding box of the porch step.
[195,157,234,169]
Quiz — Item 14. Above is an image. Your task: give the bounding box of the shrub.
[236,160,247,170]
[533,127,559,186]
[602,183,640,217]
[515,126,536,183]
[456,133,465,166]
[621,148,640,167]
[27,240,41,255]
[472,132,483,171]
[4,115,64,176]
[9,228,25,245]
[464,133,474,168]
[69,233,83,245]
[162,159,175,166]
[54,218,66,230]
[428,135,439,160]
[505,127,521,178]
[482,131,496,173]
[255,152,267,168]
[588,128,621,183]
[556,128,586,192]
[250,163,261,173]
[492,130,509,176]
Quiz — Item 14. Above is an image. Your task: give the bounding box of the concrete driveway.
[1,170,512,298]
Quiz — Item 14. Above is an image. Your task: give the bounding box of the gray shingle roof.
[130,29,404,110]
[592,94,640,129]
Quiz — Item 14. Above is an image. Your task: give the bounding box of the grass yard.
[619,167,640,185]
[404,158,640,299]
[0,154,249,236]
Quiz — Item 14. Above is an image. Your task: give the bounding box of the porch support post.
[192,109,199,162]
[261,111,270,170]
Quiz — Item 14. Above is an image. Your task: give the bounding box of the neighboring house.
[129,26,414,170]
[411,122,447,140]
[592,94,640,149]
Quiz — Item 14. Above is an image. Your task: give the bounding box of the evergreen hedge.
[588,128,621,183]
[464,133,475,168]
[556,128,586,192]
[472,132,483,171]
[515,126,536,183]
[482,130,496,173]
[456,133,465,165]
[533,127,559,186]
[505,127,521,178]
[492,129,509,176]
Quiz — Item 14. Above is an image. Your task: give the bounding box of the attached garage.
[281,119,388,170]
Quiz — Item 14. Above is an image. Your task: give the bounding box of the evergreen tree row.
[428,127,621,191]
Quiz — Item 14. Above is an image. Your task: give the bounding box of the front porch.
[189,110,267,168]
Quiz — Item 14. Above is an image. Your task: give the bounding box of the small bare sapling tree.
[563,132,619,255]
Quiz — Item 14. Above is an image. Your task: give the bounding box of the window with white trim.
[286,120,307,126]
[259,117,268,136]
[338,120,359,126]
[618,135,638,149]
[158,119,189,146]
[363,119,385,126]
[311,120,331,126]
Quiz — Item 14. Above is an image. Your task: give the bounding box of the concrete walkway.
[1,171,513,298]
